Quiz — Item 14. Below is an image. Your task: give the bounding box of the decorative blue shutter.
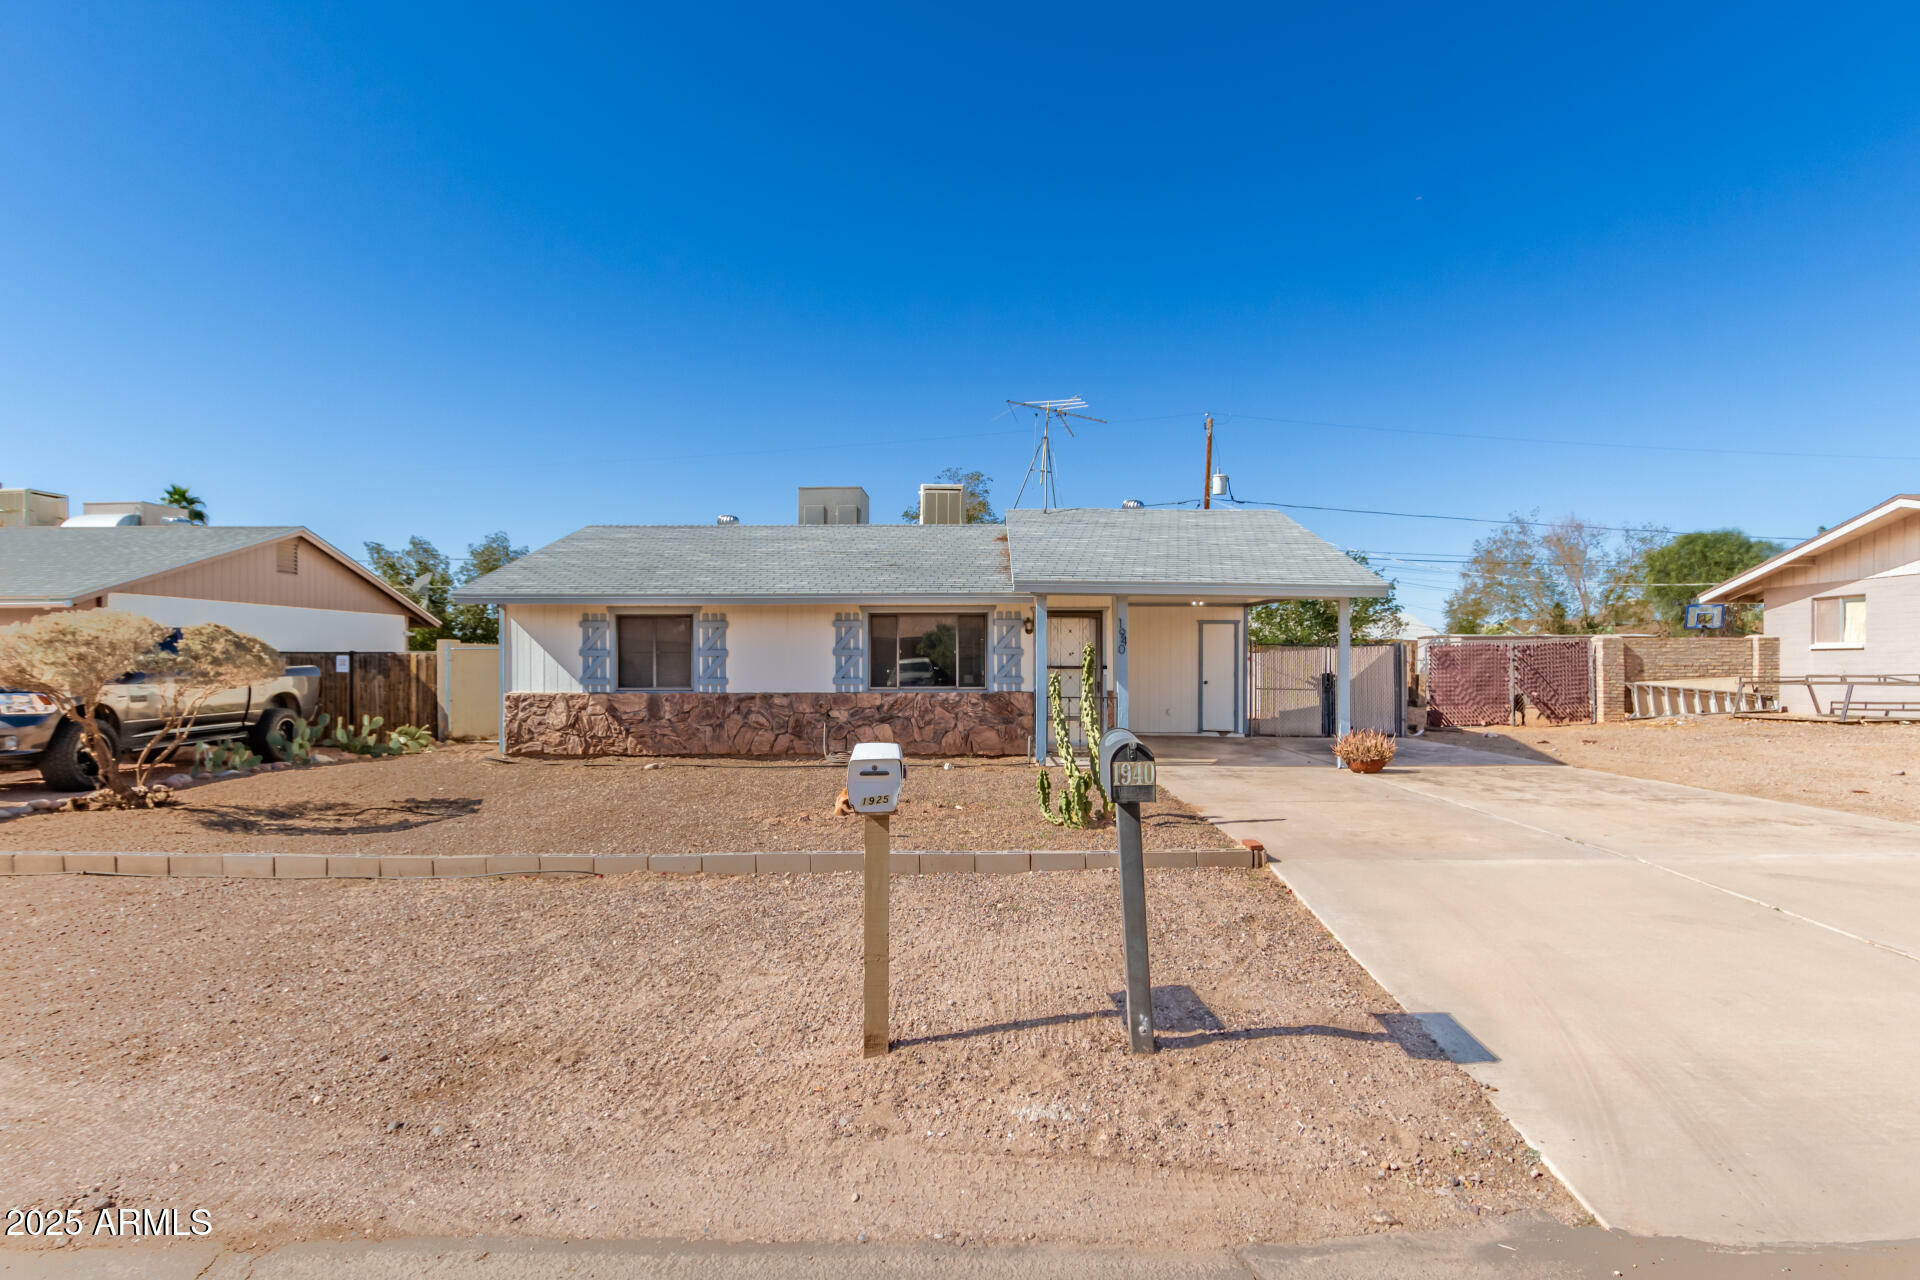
[990,610,1025,691]
[695,613,729,692]
[579,612,612,693]
[833,613,866,692]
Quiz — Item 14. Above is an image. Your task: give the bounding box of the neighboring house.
[1699,494,1920,714]
[451,492,1388,759]
[0,525,439,652]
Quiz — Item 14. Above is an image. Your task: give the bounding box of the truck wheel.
[250,705,298,761]
[40,719,116,792]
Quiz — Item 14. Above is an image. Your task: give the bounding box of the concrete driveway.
[1150,734,1920,1246]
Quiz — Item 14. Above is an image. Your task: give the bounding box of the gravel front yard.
[0,869,1575,1250]
[0,744,1238,855]
[1451,717,1920,825]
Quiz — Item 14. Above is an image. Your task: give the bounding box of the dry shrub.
[1332,729,1397,765]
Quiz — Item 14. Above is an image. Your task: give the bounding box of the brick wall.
[1593,635,1780,720]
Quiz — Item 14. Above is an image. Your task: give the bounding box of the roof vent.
[716,514,739,525]
[1120,498,1145,510]
[918,483,966,525]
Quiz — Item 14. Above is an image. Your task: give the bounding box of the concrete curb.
[0,848,1256,880]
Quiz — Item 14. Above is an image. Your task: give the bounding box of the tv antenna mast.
[1009,397,1105,510]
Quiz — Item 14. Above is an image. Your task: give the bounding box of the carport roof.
[1005,507,1389,598]
[454,507,1386,604]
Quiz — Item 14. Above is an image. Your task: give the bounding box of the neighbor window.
[868,614,988,689]
[616,614,693,689]
[1812,595,1866,646]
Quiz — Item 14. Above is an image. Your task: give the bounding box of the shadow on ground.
[189,796,482,836]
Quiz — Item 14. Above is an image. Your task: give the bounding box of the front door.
[1200,620,1236,733]
[1046,612,1103,752]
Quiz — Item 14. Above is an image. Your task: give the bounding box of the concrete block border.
[0,848,1257,880]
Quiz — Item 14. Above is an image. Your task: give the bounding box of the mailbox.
[1099,728,1157,805]
[846,742,906,815]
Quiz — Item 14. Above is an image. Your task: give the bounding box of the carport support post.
[1116,800,1155,1054]
[1114,595,1129,729]
[862,813,890,1058]
[1335,597,1353,752]
[1032,595,1049,762]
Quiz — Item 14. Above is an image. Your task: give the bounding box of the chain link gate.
[1426,638,1594,727]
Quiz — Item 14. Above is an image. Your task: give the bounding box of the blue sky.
[4,3,1917,622]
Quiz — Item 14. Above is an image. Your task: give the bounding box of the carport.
[1003,508,1390,758]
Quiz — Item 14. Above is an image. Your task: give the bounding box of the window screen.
[617,615,693,689]
[868,614,988,689]
[1813,596,1866,645]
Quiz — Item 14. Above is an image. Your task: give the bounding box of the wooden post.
[862,812,890,1057]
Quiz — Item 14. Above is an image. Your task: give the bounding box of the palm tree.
[160,485,207,524]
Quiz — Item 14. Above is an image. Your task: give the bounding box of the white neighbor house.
[1700,494,1920,715]
[452,493,1388,759]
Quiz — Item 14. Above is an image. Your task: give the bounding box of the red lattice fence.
[1426,639,1594,727]
[1514,640,1594,724]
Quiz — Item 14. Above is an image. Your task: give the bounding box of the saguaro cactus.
[1036,642,1108,827]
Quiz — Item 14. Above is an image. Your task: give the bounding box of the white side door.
[1200,621,1236,733]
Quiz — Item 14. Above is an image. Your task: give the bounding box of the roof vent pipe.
[1120,498,1145,509]
[716,514,739,525]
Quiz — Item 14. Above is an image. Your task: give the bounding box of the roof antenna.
[1009,398,1105,511]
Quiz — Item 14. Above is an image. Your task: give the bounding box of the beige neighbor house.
[0,524,438,652]
[451,488,1389,759]
[1700,494,1920,716]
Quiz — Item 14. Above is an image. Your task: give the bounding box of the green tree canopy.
[899,467,1000,523]
[365,532,527,649]
[1249,552,1403,644]
[1641,530,1780,634]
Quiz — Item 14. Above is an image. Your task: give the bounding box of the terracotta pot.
[1345,758,1387,774]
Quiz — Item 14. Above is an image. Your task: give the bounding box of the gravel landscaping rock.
[0,869,1576,1248]
[0,743,1237,855]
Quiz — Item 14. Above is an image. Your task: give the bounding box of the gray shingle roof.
[450,524,1017,602]
[0,526,298,603]
[1005,507,1388,596]
[453,508,1386,603]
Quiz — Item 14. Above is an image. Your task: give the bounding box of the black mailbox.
[1100,728,1157,805]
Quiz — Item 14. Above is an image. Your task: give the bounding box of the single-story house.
[0,525,439,652]
[1699,494,1919,715]
[451,498,1388,759]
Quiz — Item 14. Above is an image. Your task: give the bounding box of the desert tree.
[129,624,283,786]
[1444,513,1665,634]
[1640,530,1780,634]
[0,611,170,799]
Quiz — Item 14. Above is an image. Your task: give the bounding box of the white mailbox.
[846,742,906,815]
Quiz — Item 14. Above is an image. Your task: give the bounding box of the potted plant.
[1332,729,1396,773]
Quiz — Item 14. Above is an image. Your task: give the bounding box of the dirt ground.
[0,869,1576,1251]
[0,744,1237,854]
[1447,717,1920,825]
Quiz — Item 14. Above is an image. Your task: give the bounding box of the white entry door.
[1199,621,1237,733]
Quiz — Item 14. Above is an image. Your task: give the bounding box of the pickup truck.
[0,665,323,791]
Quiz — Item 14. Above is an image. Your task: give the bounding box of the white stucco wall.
[1765,569,1920,713]
[501,602,1038,695]
[1122,604,1245,734]
[506,605,586,693]
[107,593,408,653]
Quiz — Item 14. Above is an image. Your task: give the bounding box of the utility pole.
[1201,414,1214,509]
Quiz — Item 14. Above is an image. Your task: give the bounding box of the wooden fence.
[282,651,439,735]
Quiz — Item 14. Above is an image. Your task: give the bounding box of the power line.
[1121,409,1920,464]
[1150,494,1810,541]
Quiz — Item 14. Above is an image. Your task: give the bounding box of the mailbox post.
[846,743,906,1058]
[1100,728,1157,1054]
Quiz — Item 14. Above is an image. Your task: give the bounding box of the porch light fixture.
[1191,600,1205,606]
[1023,615,1034,635]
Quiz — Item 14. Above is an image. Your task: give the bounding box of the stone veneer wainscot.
[505,691,1035,758]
